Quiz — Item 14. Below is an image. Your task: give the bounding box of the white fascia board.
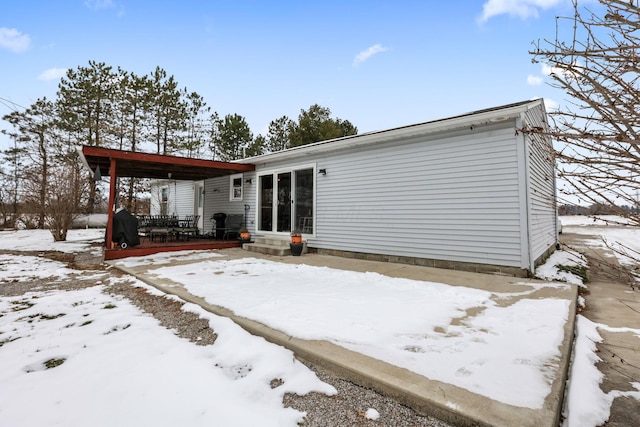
[237,99,544,165]
[76,146,92,172]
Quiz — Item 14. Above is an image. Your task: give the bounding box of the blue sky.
[0,0,578,151]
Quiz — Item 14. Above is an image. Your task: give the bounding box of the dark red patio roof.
[79,146,254,181]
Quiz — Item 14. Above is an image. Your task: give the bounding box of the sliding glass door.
[276,172,291,232]
[294,169,314,234]
[258,167,314,235]
[258,174,273,232]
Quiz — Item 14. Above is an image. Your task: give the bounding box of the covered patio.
[78,146,255,260]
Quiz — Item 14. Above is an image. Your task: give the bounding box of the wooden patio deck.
[104,237,241,260]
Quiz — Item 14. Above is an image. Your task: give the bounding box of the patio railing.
[137,215,200,242]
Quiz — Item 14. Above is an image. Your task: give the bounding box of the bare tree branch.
[529,0,640,229]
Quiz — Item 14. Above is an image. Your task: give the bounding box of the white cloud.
[84,0,115,10]
[479,0,563,23]
[527,74,544,85]
[353,44,389,67]
[542,63,557,75]
[543,97,559,111]
[542,60,583,81]
[38,67,68,81]
[542,62,569,76]
[0,27,31,53]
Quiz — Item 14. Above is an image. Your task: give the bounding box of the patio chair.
[150,215,177,242]
[177,215,199,241]
[136,215,151,241]
[298,216,313,234]
[222,214,244,240]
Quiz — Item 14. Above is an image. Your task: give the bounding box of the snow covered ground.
[560,215,640,268]
[556,215,640,426]
[0,228,104,253]
[116,253,572,410]
[0,230,335,427]
[1,218,639,426]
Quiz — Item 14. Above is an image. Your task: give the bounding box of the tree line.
[559,203,640,216]
[0,60,357,236]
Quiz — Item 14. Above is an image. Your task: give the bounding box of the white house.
[154,99,558,276]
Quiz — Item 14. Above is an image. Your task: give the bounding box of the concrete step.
[252,236,290,247]
[243,242,291,256]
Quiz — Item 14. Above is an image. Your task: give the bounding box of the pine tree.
[289,104,358,147]
[212,113,254,160]
[56,61,117,213]
[148,67,186,155]
[266,116,294,152]
[180,90,210,157]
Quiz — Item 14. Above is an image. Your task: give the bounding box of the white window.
[229,173,243,201]
[160,186,169,215]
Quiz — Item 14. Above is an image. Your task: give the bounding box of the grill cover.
[112,209,140,247]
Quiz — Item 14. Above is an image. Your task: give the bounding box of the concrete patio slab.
[109,248,577,427]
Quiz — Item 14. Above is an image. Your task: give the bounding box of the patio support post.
[106,157,117,248]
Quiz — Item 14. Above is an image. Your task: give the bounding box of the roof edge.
[239,99,545,164]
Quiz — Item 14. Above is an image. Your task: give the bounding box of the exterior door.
[258,167,314,235]
[293,169,314,234]
[276,172,292,232]
[258,175,273,232]
[195,181,204,231]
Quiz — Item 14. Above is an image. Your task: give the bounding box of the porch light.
[318,168,327,176]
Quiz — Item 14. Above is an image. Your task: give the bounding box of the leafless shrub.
[46,163,88,241]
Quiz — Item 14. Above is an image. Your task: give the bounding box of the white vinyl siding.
[256,123,525,267]
[523,107,557,264]
[173,181,194,217]
[224,100,556,273]
[150,180,194,217]
[150,182,165,215]
[150,180,174,215]
[203,173,256,234]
